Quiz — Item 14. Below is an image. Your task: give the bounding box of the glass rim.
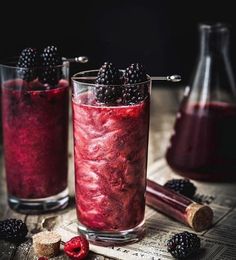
[1,78,70,92]
[71,69,151,87]
[0,56,69,70]
[199,22,229,32]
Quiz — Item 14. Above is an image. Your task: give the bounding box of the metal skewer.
[64,56,181,82]
[63,56,89,64]
[65,56,181,82]
[72,74,181,82]
[151,75,181,82]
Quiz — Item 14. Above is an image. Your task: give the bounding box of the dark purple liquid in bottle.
[166,101,236,181]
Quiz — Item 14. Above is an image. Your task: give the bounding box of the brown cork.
[33,231,61,257]
[186,203,213,232]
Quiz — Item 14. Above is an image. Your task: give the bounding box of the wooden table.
[0,85,183,260]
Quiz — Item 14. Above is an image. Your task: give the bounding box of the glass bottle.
[166,23,236,181]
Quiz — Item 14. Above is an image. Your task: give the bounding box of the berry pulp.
[166,101,236,181]
[72,93,150,231]
[2,79,69,198]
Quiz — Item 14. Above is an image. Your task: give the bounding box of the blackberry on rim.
[38,45,63,86]
[122,63,149,104]
[95,62,150,105]
[17,47,39,81]
[95,62,122,104]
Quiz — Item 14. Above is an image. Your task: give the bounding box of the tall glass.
[0,59,69,213]
[71,70,151,246]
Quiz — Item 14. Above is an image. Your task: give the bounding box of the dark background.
[1,0,236,85]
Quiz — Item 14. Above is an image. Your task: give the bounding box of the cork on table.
[0,85,183,260]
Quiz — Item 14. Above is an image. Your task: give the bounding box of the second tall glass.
[1,59,70,213]
[72,70,151,245]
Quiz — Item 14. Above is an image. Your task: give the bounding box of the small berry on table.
[64,235,89,260]
[167,231,200,259]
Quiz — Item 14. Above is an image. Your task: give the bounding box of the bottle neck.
[190,23,236,104]
[199,24,230,57]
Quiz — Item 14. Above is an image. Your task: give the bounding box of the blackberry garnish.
[95,62,122,104]
[167,231,200,259]
[122,63,148,104]
[164,178,196,199]
[38,45,62,86]
[0,218,28,242]
[40,45,62,66]
[17,47,39,81]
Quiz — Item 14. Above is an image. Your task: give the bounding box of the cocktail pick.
[66,57,181,82]
[72,74,182,82]
[63,56,89,64]
[151,75,181,82]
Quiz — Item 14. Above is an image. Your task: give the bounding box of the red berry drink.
[2,79,69,198]
[1,46,70,212]
[73,94,149,230]
[72,64,151,245]
[166,101,236,181]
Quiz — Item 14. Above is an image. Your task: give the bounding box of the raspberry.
[167,231,200,259]
[95,62,122,104]
[17,47,39,81]
[64,235,89,260]
[38,45,62,86]
[164,178,196,199]
[0,218,28,242]
[122,63,149,104]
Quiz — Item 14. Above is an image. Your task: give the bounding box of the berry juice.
[72,93,150,231]
[2,79,69,198]
[166,102,236,181]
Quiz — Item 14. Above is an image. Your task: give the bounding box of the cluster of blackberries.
[95,62,149,104]
[0,218,28,242]
[17,45,62,85]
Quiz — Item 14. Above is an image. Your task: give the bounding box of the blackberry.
[122,63,148,104]
[17,47,39,81]
[164,179,196,198]
[38,45,62,86]
[95,62,122,104]
[40,45,62,66]
[0,218,28,242]
[167,231,200,259]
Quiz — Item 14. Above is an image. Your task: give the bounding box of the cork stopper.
[186,203,213,232]
[33,231,61,257]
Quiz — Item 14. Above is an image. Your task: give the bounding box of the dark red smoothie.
[72,93,150,231]
[166,101,236,181]
[2,79,69,198]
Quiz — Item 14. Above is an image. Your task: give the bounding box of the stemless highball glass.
[0,59,69,213]
[72,69,151,245]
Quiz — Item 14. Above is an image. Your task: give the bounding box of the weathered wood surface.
[0,86,183,260]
